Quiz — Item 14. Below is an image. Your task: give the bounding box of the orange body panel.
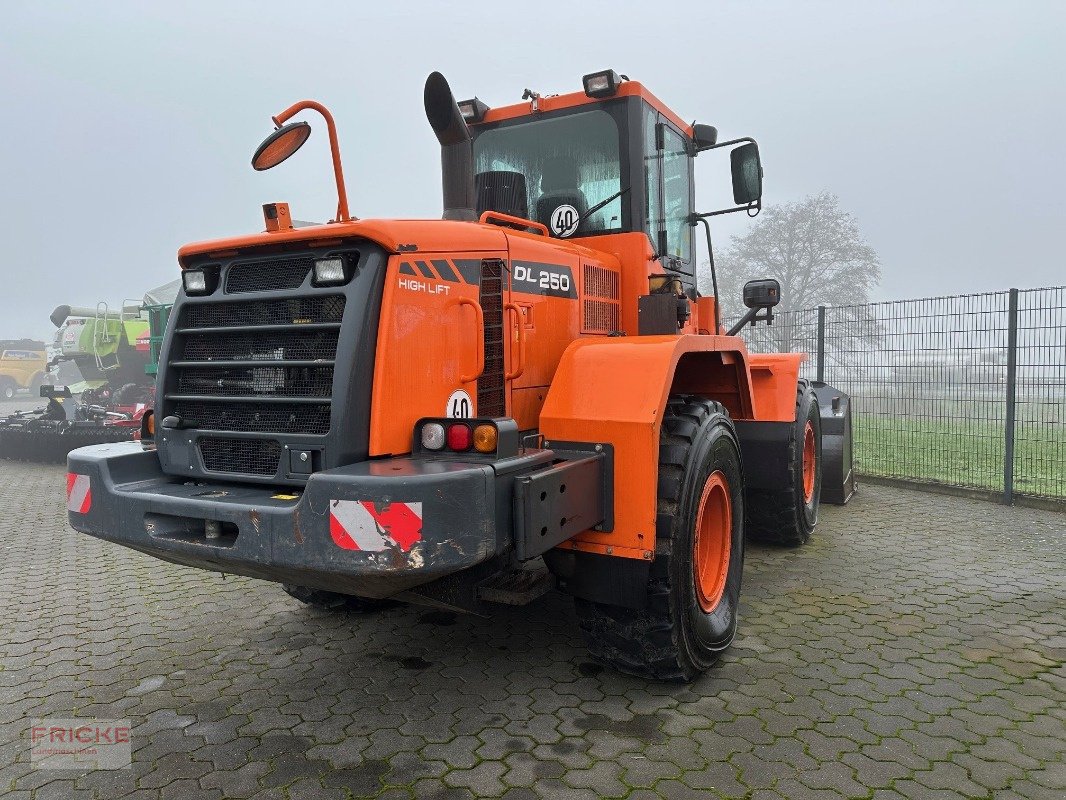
[568,231,701,336]
[748,353,807,421]
[368,251,503,456]
[541,336,750,559]
[694,297,722,335]
[540,335,805,560]
[177,218,509,265]
[502,232,609,390]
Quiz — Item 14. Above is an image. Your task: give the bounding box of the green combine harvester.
[0,281,177,462]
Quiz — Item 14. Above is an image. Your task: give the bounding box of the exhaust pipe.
[424,72,476,222]
[50,306,73,328]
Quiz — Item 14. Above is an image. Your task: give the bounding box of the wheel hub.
[693,470,731,613]
[802,420,816,504]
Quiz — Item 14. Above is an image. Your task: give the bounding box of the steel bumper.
[67,442,513,598]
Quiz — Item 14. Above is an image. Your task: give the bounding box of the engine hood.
[177,218,510,266]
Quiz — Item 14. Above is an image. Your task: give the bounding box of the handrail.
[478,210,549,237]
[504,303,526,381]
[456,297,484,383]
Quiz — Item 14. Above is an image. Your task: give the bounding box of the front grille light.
[182,267,218,296]
[313,257,348,286]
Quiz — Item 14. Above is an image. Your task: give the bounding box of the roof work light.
[457,97,490,123]
[582,70,622,98]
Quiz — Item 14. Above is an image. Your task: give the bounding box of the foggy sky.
[2,1,1063,341]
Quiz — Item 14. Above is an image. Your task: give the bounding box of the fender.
[541,334,800,560]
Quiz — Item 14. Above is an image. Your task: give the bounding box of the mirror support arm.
[692,202,761,220]
[725,305,773,337]
[690,215,722,333]
[695,135,758,154]
[272,100,352,222]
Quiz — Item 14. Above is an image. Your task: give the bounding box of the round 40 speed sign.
[446,389,473,418]
[549,204,579,237]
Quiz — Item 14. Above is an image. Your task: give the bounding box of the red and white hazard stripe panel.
[66,473,92,514]
[329,500,422,552]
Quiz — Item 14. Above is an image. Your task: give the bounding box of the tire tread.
[576,395,734,681]
[745,380,817,547]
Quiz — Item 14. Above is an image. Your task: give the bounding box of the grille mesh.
[176,366,334,398]
[175,401,331,435]
[225,257,314,294]
[167,260,350,477]
[582,264,621,334]
[180,331,339,362]
[181,296,345,329]
[199,437,282,476]
[478,259,506,418]
[583,264,620,298]
[583,300,620,335]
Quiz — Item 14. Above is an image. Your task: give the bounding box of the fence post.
[816,305,826,383]
[1003,288,1019,505]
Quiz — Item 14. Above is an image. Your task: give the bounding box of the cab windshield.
[472,109,622,238]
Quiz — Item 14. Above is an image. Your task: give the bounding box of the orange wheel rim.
[802,420,816,504]
[693,470,732,613]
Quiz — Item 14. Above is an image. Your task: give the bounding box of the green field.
[854,414,1065,498]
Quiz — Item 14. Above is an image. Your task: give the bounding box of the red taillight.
[446,423,472,451]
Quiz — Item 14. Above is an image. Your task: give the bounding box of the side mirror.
[692,124,718,152]
[726,278,781,336]
[251,121,312,171]
[743,278,780,309]
[730,142,763,205]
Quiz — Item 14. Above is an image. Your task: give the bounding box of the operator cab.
[464,70,759,288]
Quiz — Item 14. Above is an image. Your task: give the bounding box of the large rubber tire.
[745,380,822,546]
[0,380,14,401]
[282,584,395,613]
[575,396,745,682]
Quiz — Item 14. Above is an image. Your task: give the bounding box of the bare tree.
[704,192,883,357]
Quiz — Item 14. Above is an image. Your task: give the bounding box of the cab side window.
[643,107,694,272]
[643,109,663,248]
[661,126,693,266]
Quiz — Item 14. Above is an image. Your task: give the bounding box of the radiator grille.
[166,261,350,478]
[179,331,339,362]
[583,300,620,335]
[226,257,314,293]
[199,437,282,476]
[478,259,506,418]
[175,401,332,435]
[180,295,345,329]
[582,263,621,334]
[177,366,334,398]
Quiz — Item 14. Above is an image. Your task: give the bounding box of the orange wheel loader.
[68,70,854,681]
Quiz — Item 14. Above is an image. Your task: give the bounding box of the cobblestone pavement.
[0,459,1063,800]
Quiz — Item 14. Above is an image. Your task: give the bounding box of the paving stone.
[0,462,1062,800]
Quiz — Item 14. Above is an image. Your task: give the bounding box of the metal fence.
[728,287,1066,503]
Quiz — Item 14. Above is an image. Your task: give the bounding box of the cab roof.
[473,81,693,138]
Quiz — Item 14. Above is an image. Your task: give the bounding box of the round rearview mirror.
[251,121,312,171]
